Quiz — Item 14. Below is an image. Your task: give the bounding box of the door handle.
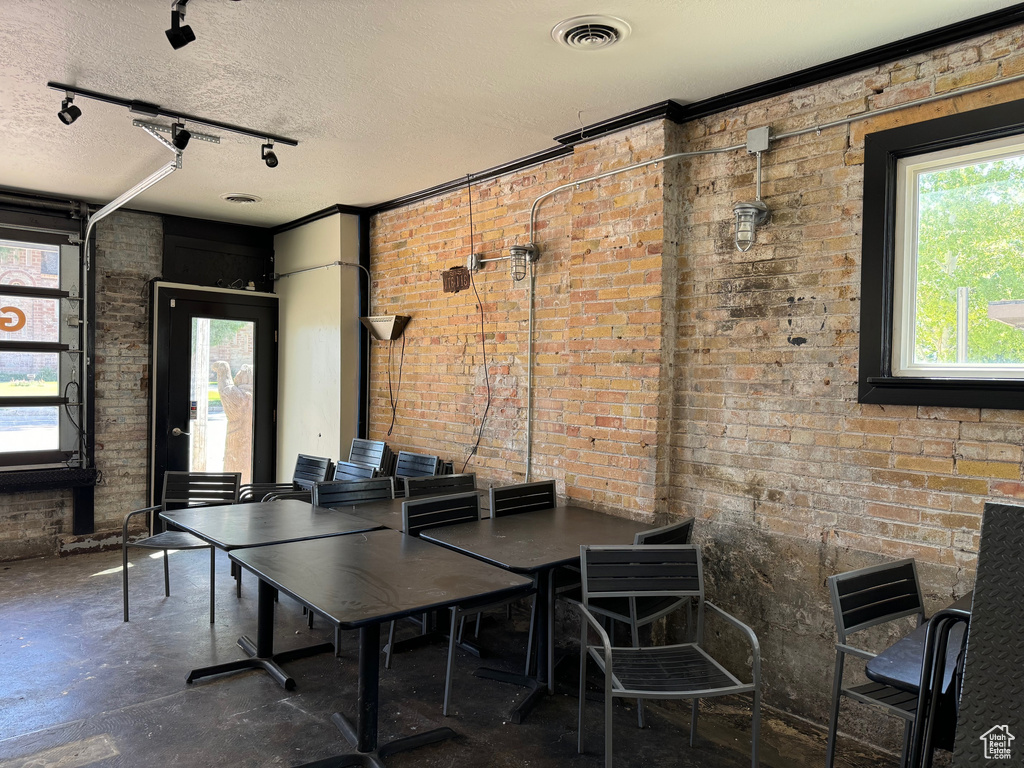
[171,427,191,437]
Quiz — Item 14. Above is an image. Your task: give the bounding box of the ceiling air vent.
[552,15,630,50]
[220,192,262,205]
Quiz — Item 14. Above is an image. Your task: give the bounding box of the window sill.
[860,376,1024,409]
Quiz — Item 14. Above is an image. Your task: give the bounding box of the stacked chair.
[348,438,395,476]
[121,471,241,623]
[392,450,441,497]
[239,453,332,503]
[403,472,475,498]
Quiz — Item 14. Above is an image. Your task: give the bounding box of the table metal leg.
[186,578,334,689]
[299,623,456,768]
[474,569,552,723]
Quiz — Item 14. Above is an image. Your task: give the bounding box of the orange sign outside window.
[0,306,27,332]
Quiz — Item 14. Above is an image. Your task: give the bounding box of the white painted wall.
[273,213,361,480]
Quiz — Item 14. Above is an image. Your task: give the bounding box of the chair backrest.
[292,454,333,489]
[580,544,703,603]
[827,558,924,644]
[349,438,388,471]
[161,471,241,511]
[405,473,476,498]
[395,450,440,478]
[489,480,556,517]
[402,491,480,537]
[635,517,695,545]
[312,477,394,508]
[333,460,378,482]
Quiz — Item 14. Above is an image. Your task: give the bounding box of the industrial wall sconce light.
[733,200,769,252]
[467,244,539,282]
[733,126,772,252]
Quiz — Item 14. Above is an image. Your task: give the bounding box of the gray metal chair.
[385,491,528,715]
[404,472,475,498]
[393,450,440,497]
[825,558,925,768]
[311,477,394,508]
[332,460,379,482]
[239,453,332,502]
[122,471,241,623]
[576,517,696,727]
[489,479,556,516]
[576,544,760,768]
[348,438,394,475]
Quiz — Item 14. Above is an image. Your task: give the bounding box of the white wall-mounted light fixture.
[733,126,772,252]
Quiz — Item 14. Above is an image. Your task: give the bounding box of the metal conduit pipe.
[519,69,1024,481]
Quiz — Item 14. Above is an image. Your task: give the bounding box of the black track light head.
[172,123,191,150]
[57,97,82,125]
[166,7,195,49]
[262,142,279,168]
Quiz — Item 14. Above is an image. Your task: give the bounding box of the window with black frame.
[0,232,85,468]
[859,98,1024,409]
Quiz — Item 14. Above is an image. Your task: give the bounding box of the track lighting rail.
[46,81,298,147]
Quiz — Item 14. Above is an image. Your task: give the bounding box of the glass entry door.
[152,284,277,505]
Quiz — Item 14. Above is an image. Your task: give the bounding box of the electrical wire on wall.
[386,335,405,436]
[462,175,493,472]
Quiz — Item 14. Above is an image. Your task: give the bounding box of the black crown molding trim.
[272,204,371,235]
[667,2,1024,125]
[369,144,575,215]
[554,100,688,145]
[273,2,1024,224]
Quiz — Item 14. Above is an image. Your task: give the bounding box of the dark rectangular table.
[161,498,384,689]
[333,489,489,532]
[230,530,533,766]
[420,504,651,721]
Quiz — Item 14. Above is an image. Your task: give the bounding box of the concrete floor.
[0,548,895,767]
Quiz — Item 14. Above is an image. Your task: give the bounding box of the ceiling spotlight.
[261,142,278,168]
[172,122,191,150]
[57,95,81,125]
[166,1,195,49]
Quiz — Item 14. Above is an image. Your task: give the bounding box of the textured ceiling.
[1,0,1019,227]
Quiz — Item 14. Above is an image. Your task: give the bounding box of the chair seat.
[127,531,210,551]
[843,681,918,719]
[589,642,747,696]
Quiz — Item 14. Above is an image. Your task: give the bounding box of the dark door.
[152,283,277,506]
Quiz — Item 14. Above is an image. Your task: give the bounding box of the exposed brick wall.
[369,125,667,516]
[0,211,161,559]
[368,23,1024,748]
[668,26,1024,741]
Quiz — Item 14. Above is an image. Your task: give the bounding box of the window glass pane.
[0,239,60,289]
[189,318,256,484]
[913,151,1024,368]
[0,295,59,343]
[0,406,59,453]
[0,352,60,396]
